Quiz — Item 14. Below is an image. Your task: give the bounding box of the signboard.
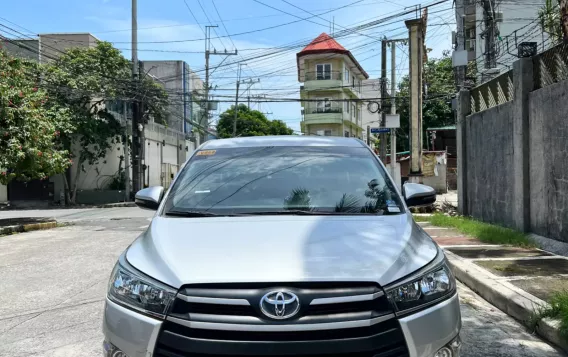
[370,128,391,134]
[385,114,400,128]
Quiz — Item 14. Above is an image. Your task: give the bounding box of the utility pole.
[561,0,568,41]
[131,0,141,194]
[138,61,146,188]
[406,18,425,184]
[380,39,388,163]
[123,101,131,201]
[482,0,497,71]
[390,42,397,177]
[204,26,238,142]
[241,78,260,109]
[233,64,242,137]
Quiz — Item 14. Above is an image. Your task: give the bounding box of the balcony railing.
[305,71,343,81]
[305,103,343,114]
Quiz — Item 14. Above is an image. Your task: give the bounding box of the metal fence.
[470,70,514,113]
[533,42,568,90]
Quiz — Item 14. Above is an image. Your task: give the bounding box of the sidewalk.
[420,221,568,353]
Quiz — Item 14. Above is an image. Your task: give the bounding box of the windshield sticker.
[196,150,216,156]
[195,190,211,194]
[387,206,401,213]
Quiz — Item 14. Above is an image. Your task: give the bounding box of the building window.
[351,104,355,119]
[344,131,349,137]
[324,130,332,136]
[352,76,355,88]
[316,98,331,113]
[344,68,350,81]
[316,64,331,80]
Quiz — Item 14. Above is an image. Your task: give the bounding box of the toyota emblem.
[260,290,300,320]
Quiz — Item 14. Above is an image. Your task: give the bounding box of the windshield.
[163,146,404,215]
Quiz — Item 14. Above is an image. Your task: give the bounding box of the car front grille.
[154,283,409,356]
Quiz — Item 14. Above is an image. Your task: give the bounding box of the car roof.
[201,136,368,149]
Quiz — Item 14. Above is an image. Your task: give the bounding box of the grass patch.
[425,213,535,247]
[529,291,568,340]
[412,215,431,222]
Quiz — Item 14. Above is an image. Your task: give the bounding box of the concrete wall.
[458,56,568,242]
[422,163,448,194]
[529,79,568,241]
[0,184,6,203]
[2,39,39,61]
[39,34,97,63]
[144,61,185,133]
[464,102,515,227]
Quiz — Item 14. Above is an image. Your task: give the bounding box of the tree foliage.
[43,42,168,203]
[0,49,71,185]
[539,0,563,42]
[216,104,294,138]
[396,51,455,152]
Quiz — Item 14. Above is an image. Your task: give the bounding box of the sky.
[1,0,455,133]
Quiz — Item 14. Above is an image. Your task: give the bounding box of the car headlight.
[107,255,175,319]
[386,262,456,313]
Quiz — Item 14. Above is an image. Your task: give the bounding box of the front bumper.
[103,292,461,357]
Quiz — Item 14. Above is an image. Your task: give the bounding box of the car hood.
[126,214,438,288]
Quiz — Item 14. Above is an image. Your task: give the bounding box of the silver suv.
[103,136,461,357]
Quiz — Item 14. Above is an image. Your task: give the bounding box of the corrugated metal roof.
[426,125,456,131]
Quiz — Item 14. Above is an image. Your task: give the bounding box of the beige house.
[297,33,369,138]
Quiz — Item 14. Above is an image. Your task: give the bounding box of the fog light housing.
[103,341,129,357]
[434,335,461,357]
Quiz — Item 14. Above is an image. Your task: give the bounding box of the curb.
[445,250,568,353]
[0,221,58,236]
[95,202,137,208]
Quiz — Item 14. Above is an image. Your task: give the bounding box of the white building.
[360,78,382,142]
[454,0,547,83]
[0,35,211,206]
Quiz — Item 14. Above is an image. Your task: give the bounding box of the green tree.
[396,51,455,152]
[216,104,294,138]
[0,49,71,185]
[44,42,168,203]
[539,0,563,42]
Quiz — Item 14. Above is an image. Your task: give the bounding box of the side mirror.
[135,186,164,210]
[403,183,436,207]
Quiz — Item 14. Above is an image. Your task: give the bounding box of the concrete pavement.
[0,208,564,356]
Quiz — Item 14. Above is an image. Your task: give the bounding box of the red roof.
[299,33,346,53]
[297,33,369,80]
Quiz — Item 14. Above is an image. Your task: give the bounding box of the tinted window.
[163,146,403,215]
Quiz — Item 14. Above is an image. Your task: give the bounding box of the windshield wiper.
[243,210,351,216]
[165,210,235,217]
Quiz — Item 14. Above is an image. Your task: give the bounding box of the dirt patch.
[448,246,553,259]
[509,277,568,301]
[0,217,54,227]
[476,258,568,277]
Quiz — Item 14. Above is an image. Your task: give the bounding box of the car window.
[163,146,403,215]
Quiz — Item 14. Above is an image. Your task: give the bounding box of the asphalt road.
[0,208,564,357]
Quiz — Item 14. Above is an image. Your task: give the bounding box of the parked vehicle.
[103,136,461,357]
